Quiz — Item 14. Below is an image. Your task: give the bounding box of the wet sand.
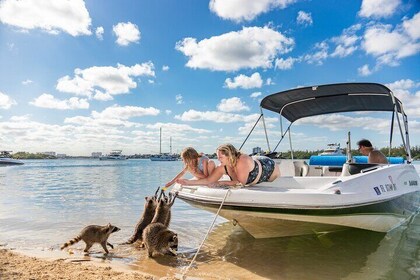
[0,248,159,280]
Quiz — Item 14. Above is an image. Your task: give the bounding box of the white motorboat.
[99,150,127,160]
[0,151,24,165]
[172,83,420,238]
[319,143,344,156]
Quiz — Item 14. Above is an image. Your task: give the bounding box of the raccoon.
[151,191,178,226]
[142,222,178,258]
[123,195,158,245]
[60,223,120,254]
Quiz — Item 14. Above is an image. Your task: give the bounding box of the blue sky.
[0,0,419,156]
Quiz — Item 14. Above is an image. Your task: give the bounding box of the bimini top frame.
[241,83,412,162]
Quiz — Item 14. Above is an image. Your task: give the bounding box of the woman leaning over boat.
[176,144,280,187]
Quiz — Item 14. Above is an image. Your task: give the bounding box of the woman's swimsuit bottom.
[246,156,275,184]
[224,156,275,185]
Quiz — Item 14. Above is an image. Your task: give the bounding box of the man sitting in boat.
[357,139,388,164]
[176,143,280,187]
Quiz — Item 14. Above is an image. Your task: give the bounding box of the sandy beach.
[0,248,159,280]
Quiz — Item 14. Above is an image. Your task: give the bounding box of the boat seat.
[293,160,309,177]
[274,159,296,176]
[342,163,380,175]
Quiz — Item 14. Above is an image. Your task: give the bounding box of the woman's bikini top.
[223,160,259,184]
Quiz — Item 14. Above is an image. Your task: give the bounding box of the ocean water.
[0,159,419,279]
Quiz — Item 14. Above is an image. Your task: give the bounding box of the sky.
[0,0,419,156]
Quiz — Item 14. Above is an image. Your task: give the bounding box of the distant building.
[56,154,66,158]
[252,147,262,155]
[42,151,56,156]
[91,152,102,158]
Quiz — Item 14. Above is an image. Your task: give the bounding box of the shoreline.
[0,247,161,280]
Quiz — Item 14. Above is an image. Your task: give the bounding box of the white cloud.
[0,91,17,109]
[296,114,390,132]
[297,11,313,26]
[225,72,263,89]
[91,105,160,120]
[330,25,361,58]
[93,90,113,101]
[146,122,211,134]
[303,41,329,65]
[0,0,91,36]
[22,79,33,85]
[250,92,262,98]
[209,0,297,22]
[362,21,420,66]
[403,12,420,40]
[176,94,184,104]
[56,62,155,98]
[64,105,160,129]
[274,57,296,69]
[165,110,172,115]
[113,22,140,46]
[217,97,250,112]
[175,109,257,123]
[386,79,420,118]
[10,115,30,122]
[95,26,104,40]
[359,0,400,18]
[176,26,294,71]
[358,64,373,76]
[162,65,170,71]
[30,93,89,110]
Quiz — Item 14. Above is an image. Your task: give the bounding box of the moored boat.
[319,143,344,156]
[172,83,420,238]
[0,151,24,165]
[150,154,178,161]
[99,150,127,160]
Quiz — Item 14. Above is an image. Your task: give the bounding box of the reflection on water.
[0,160,419,279]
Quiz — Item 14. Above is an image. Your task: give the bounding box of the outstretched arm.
[189,167,206,179]
[165,167,188,188]
[176,165,225,186]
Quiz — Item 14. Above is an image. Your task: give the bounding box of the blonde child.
[164,147,215,188]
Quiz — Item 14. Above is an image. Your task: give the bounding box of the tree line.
[276,145,420,160]
[11,145,420,160]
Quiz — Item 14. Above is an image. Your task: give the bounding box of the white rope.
[181,188,231,279]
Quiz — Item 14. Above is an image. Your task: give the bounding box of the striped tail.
[122,230,142,245]
[60,236,82,250]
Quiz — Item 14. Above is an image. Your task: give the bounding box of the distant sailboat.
[150,128,178,161]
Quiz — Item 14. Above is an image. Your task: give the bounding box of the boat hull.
[99,156,127,160]
[0,158,24,165]
[173,164,420,238]
[180,192,418,238]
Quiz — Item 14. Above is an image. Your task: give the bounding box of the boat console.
[347,163,380,175]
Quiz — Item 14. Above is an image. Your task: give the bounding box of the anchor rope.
[181,188,231,278]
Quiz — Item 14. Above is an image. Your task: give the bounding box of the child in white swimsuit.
[164,147,215,189]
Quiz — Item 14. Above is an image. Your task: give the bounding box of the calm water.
[0,159,419,279]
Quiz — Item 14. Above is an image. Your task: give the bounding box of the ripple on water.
[1,159,419,279]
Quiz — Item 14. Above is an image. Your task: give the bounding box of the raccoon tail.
[60,236,82,250]
[121,230,143,245]
[121,236,137,245]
